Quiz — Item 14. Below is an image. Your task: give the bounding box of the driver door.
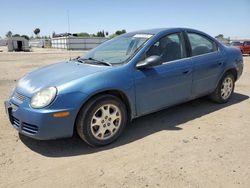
[134,33,193,116]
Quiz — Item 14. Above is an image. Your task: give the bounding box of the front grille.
[22,122,39,135]
[9,115,38,135]
[12,116,20,129]
[13,92,26,102]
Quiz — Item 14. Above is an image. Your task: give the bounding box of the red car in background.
[230,40,250,55]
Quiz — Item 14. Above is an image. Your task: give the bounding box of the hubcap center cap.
[103,118,110,126]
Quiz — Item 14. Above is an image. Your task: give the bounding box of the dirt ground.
[0,47,249,188]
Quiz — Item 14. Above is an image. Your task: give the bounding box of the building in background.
[7,37,30,52]
[29,39,51,48]
[0,39,7,46]
[51,36,108,50]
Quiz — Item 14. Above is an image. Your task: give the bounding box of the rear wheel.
[210,73,235,103]
[76,94,127,146]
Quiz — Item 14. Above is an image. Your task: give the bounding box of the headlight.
[31,87,57,108]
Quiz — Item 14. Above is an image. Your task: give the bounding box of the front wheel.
[210,73,235,103]
[76,94,127,146]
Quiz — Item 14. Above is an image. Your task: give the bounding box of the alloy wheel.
[90,104,121,140]
[221,76,233,100]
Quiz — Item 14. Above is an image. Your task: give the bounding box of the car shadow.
[20,92,249,157]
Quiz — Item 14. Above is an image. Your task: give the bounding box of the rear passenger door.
[186,32,224,98]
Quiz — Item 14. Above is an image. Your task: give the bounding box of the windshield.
[82,34,153,65]
[230,42,242,46]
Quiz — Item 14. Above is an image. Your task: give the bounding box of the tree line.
[54,29,127,38]
[4,28,127,40]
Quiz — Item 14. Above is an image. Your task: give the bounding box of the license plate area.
[4,101,18,124]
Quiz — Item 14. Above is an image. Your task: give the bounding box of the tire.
[210,73,235,103]
[76,94,127,146]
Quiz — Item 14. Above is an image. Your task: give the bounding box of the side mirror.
[136,55,162,69]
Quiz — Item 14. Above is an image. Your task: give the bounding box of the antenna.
[67,10,72,60]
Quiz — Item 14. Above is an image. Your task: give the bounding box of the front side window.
[187,33,218,56]
[83,34,153,65]
[142,33,186,62]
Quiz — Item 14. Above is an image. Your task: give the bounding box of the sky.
[0,0,249,39]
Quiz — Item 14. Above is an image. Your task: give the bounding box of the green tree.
[109,29,127,38]
[6,31,12,38]
[96,31,105,37]
[215,34,224,39]
[33,28,40,37]
[21,35,30,40]
[115,29,126,35]
[12,34,20,37]
[77,32,90,37]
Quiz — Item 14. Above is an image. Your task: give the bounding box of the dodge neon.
[4,28,243,146]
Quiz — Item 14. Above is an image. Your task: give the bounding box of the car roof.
[133,28,178,34]
[232,40,250,42]
[123,28,205,36]
[133,27,203,34]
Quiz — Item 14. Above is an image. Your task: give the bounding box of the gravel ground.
[0,47,249,188]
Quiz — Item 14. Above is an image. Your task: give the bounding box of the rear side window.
[187,33,217,56]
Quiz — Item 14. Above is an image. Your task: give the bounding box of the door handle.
[217,61,223,66]
[182,70,191,74]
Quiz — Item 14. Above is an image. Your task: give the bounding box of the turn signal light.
[53,111,70,117]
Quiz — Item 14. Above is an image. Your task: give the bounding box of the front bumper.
[237,61,244,80]
[4,91,88,140]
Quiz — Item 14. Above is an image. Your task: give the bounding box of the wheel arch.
[214,67,238,93]
[225,68,238,81]
[74,89,133,131]
[101,89,132,121]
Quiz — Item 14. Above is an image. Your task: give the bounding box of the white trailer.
[51,37,108,50]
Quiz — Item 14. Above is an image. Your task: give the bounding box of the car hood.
[16,61,110,97]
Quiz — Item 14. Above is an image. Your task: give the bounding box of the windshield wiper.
[83,57,112,66]
[71,57,112,66]
[70,56,85,64]
[76,59,85,64]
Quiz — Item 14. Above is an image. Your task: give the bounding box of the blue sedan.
[4,28,243,146]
